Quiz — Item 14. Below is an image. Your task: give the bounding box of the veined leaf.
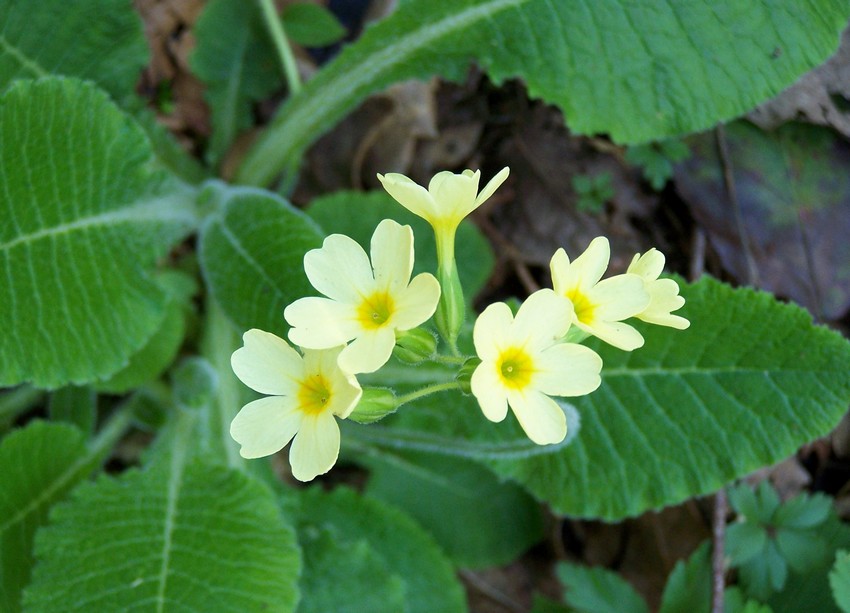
[0,0,147,100]
[392,277,850,520]
[291,486,467,613]
[0,78,198,388]
[190,0,283,166]
[0,414,132,613]
[557,562,649,613]
[199,184,323,337]
[236,0,850,187]
[25,459,301,612]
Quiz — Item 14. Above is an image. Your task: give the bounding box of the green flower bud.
[393,328,438,363]
[348,388,398,424]
[454,357,482,395]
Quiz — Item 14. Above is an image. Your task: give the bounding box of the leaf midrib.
[0,32,49,80]
[237,0,530,184]
[0,194,197,253]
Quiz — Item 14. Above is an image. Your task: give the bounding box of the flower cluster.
[230,168,689,481]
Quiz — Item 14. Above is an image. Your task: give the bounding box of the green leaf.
[724,587,774,613]
[774,492,832,529]
[830,550,850,613]
[48,386,96,436]
[776,529,828,574]
[25,460,301,612]
[0,78,198,388]
[94,271,195,394]
[726,522,767,565]
[556,562,649,613]
[296,526,407,613]
[767,514,850,613]
[236,0,850,186]
[291,486,467,613]
[361,447,544,568]
[307,190,495,305]
[729,484,761,520]
[283,3,347,47]
[190,0,284,166]
[394,277,850,520]
[0,422,88,613]
[199,183,324,337]
[0,0,148,100]
[658,542,711,613]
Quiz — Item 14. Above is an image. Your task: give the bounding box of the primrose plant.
[228,168,690,480]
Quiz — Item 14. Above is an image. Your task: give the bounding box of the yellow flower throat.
[566,289,596,324]
[357,291,394,329]
[298,374,332,415]
[497,347,535,390]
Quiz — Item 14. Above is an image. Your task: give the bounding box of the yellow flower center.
[297,374,332,415]
[356,290,394,329]
[497,347,535,390]
[566,289,596,325]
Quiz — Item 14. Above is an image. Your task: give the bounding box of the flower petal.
[285,297,360,348]
[507,390,567,445]
[302,347,363,418]
[549,247,577,296]
[304,233,374,302]
[377,173,437,222]
[337,327,396,374]
[230,396,302,459]
[231,329,303,395]
[289,411,340,481]
[470,362,509,422]
[473,301,514,361]
[591,274,650,321]
[371,219,414,293]
[475,167,510,206]
[638,279,689,329]
[535,343,603,397]
[391,272,441,330]
[580,320,645,351]
[428,170,480,220]
[511,289,573,351]
[570,236,610,290]
[628,248,665,280]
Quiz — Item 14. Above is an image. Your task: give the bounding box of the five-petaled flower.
[284,218,441,374]
[550,236,650,351]
[627,248,690,330]
[230,329,362,482]
[470,289,603,445]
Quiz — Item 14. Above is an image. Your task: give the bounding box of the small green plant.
[626,139,691,190]
[572,171,614,213]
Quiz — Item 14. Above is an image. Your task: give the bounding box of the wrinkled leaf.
[0,78,197,388]
[199,183,323,338]
[237,0,850,186]
[25,460,300,612]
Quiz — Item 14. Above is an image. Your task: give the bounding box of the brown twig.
[715,125,759,286]
[711,489,728,613]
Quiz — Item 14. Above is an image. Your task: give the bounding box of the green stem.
[91,401,135,460]
[0,385,44,425]
[395,381,461,407]
[257,0,301,94]
[429,354,469,366]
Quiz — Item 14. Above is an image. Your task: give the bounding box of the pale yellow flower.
[470,289,602,445]
[230,329,361,482]
[377,168,509,348]
[377,167,510,234]
[627,248,690,330]
[550,237,650,351]
[284,219,440,374]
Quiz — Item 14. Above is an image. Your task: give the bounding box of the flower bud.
[393,328,438,363]
[348,388,398,424]
[454,357,482,395]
